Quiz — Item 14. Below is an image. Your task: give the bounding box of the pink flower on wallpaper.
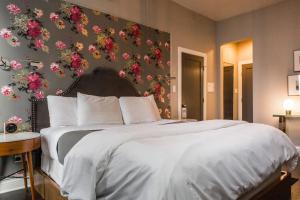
[154,48,162,60]
[10,60,22,70]
[157,59,163,68]
[27,73,42,91]
[76,23,84,33]
[9,37,20,47]
[70,6,82,23]
[0,28,12,39]
[104,37,114,51]
[88,44,96,53]
[146,39,153,46]
[55,41,67,50]
[135,37,141,46]
[35,39,44,49]
[131,63,141,76]
[136,75,143,83]
[34,8,44,18]
[34,90,44,99]
[50,63,60,72]
[131,24,141,37]
[146,75,153,81]
[144,55,150,64]
[56,89,64,95]
[50,12,59,22]
[1,86,13,96]
[71,53,82,69]
[144,91,149,97]
[75,68,84,77]
[167,61,171,66]
[118,30,126,39]
[6,4,21,15]
[27,20,42,38]
[122,52,130,60]
[92,25,101,34]
[118,70,126,78]
[109,52,116,61]
[7,116,23,124]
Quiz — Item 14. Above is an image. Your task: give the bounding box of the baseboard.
[0,178,30,194]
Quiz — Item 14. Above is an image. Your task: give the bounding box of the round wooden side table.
[0,132,41,200]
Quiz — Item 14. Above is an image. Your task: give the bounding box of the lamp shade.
[283,99,294,111]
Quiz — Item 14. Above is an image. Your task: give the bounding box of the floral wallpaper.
[0,0,171,131]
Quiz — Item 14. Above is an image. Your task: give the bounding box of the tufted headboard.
[31,68,140,132]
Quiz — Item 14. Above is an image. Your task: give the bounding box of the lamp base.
[285,110,292,116]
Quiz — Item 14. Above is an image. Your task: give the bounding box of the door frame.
[178,47,207,120]
[238,60,253,120]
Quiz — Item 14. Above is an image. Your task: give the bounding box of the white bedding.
[40,120,177,160]
[58,120,298,200]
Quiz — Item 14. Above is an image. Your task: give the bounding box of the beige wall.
[66,0,217,119]
[217,0,300,144]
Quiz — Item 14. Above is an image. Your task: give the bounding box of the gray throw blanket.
[57,130,103,164]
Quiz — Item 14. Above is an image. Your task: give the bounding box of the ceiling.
[171,0,287,21]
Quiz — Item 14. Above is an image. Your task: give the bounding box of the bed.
[32,68,299,200]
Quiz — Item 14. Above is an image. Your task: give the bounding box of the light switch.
[172,85,176,93]
[207,82,215,93]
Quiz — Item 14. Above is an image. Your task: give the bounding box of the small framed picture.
[294,50,300,71]
[288,75,300,96]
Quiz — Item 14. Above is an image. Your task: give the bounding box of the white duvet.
[59,120,298,200]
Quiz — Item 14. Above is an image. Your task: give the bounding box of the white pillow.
[147,95,161,120]
[47,96,77,127]
[119,96,161,124]
[77,93,123,125]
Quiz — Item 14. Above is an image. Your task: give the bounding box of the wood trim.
[34,169,292,200]
[0,137,41,156]
[34,170,67,200]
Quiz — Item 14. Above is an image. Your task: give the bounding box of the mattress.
[40,153,282,199]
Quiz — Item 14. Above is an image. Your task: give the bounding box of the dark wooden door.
[242,64,253,122]
[182,53,204,121]
[223,66,234,120]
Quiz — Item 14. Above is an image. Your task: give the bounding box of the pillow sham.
[47,96,77,127]
[119,96,161,124]
[77,93,123,125]
[147,95,161,120]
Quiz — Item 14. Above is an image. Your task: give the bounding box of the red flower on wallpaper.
[119,22,142,46]
[90,27,119,62]
[145,42,166,68]
[0,57,48,100]
[54,42,89,78]
[4,3,50,53]
[119,53,143,84]
[51,2,89,36]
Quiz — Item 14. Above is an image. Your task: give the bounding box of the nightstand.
[0,132,41,200]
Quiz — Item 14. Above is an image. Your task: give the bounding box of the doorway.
[178,47,207,120]
[241,63,253,122]
[223,66,234,120]
[182,53,204,120]
[220,39,253,121]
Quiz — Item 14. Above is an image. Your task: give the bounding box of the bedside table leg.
[21,154,28,191]
[26,152,36,200]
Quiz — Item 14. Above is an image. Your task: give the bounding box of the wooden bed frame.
[31,68,294,200]
[33,169,292,200]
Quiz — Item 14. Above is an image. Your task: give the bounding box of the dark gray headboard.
[31,68,140,132]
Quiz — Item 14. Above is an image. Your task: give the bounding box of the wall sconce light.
[283,99,294,116]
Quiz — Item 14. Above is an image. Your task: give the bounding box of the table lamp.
[283,99,294,116]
